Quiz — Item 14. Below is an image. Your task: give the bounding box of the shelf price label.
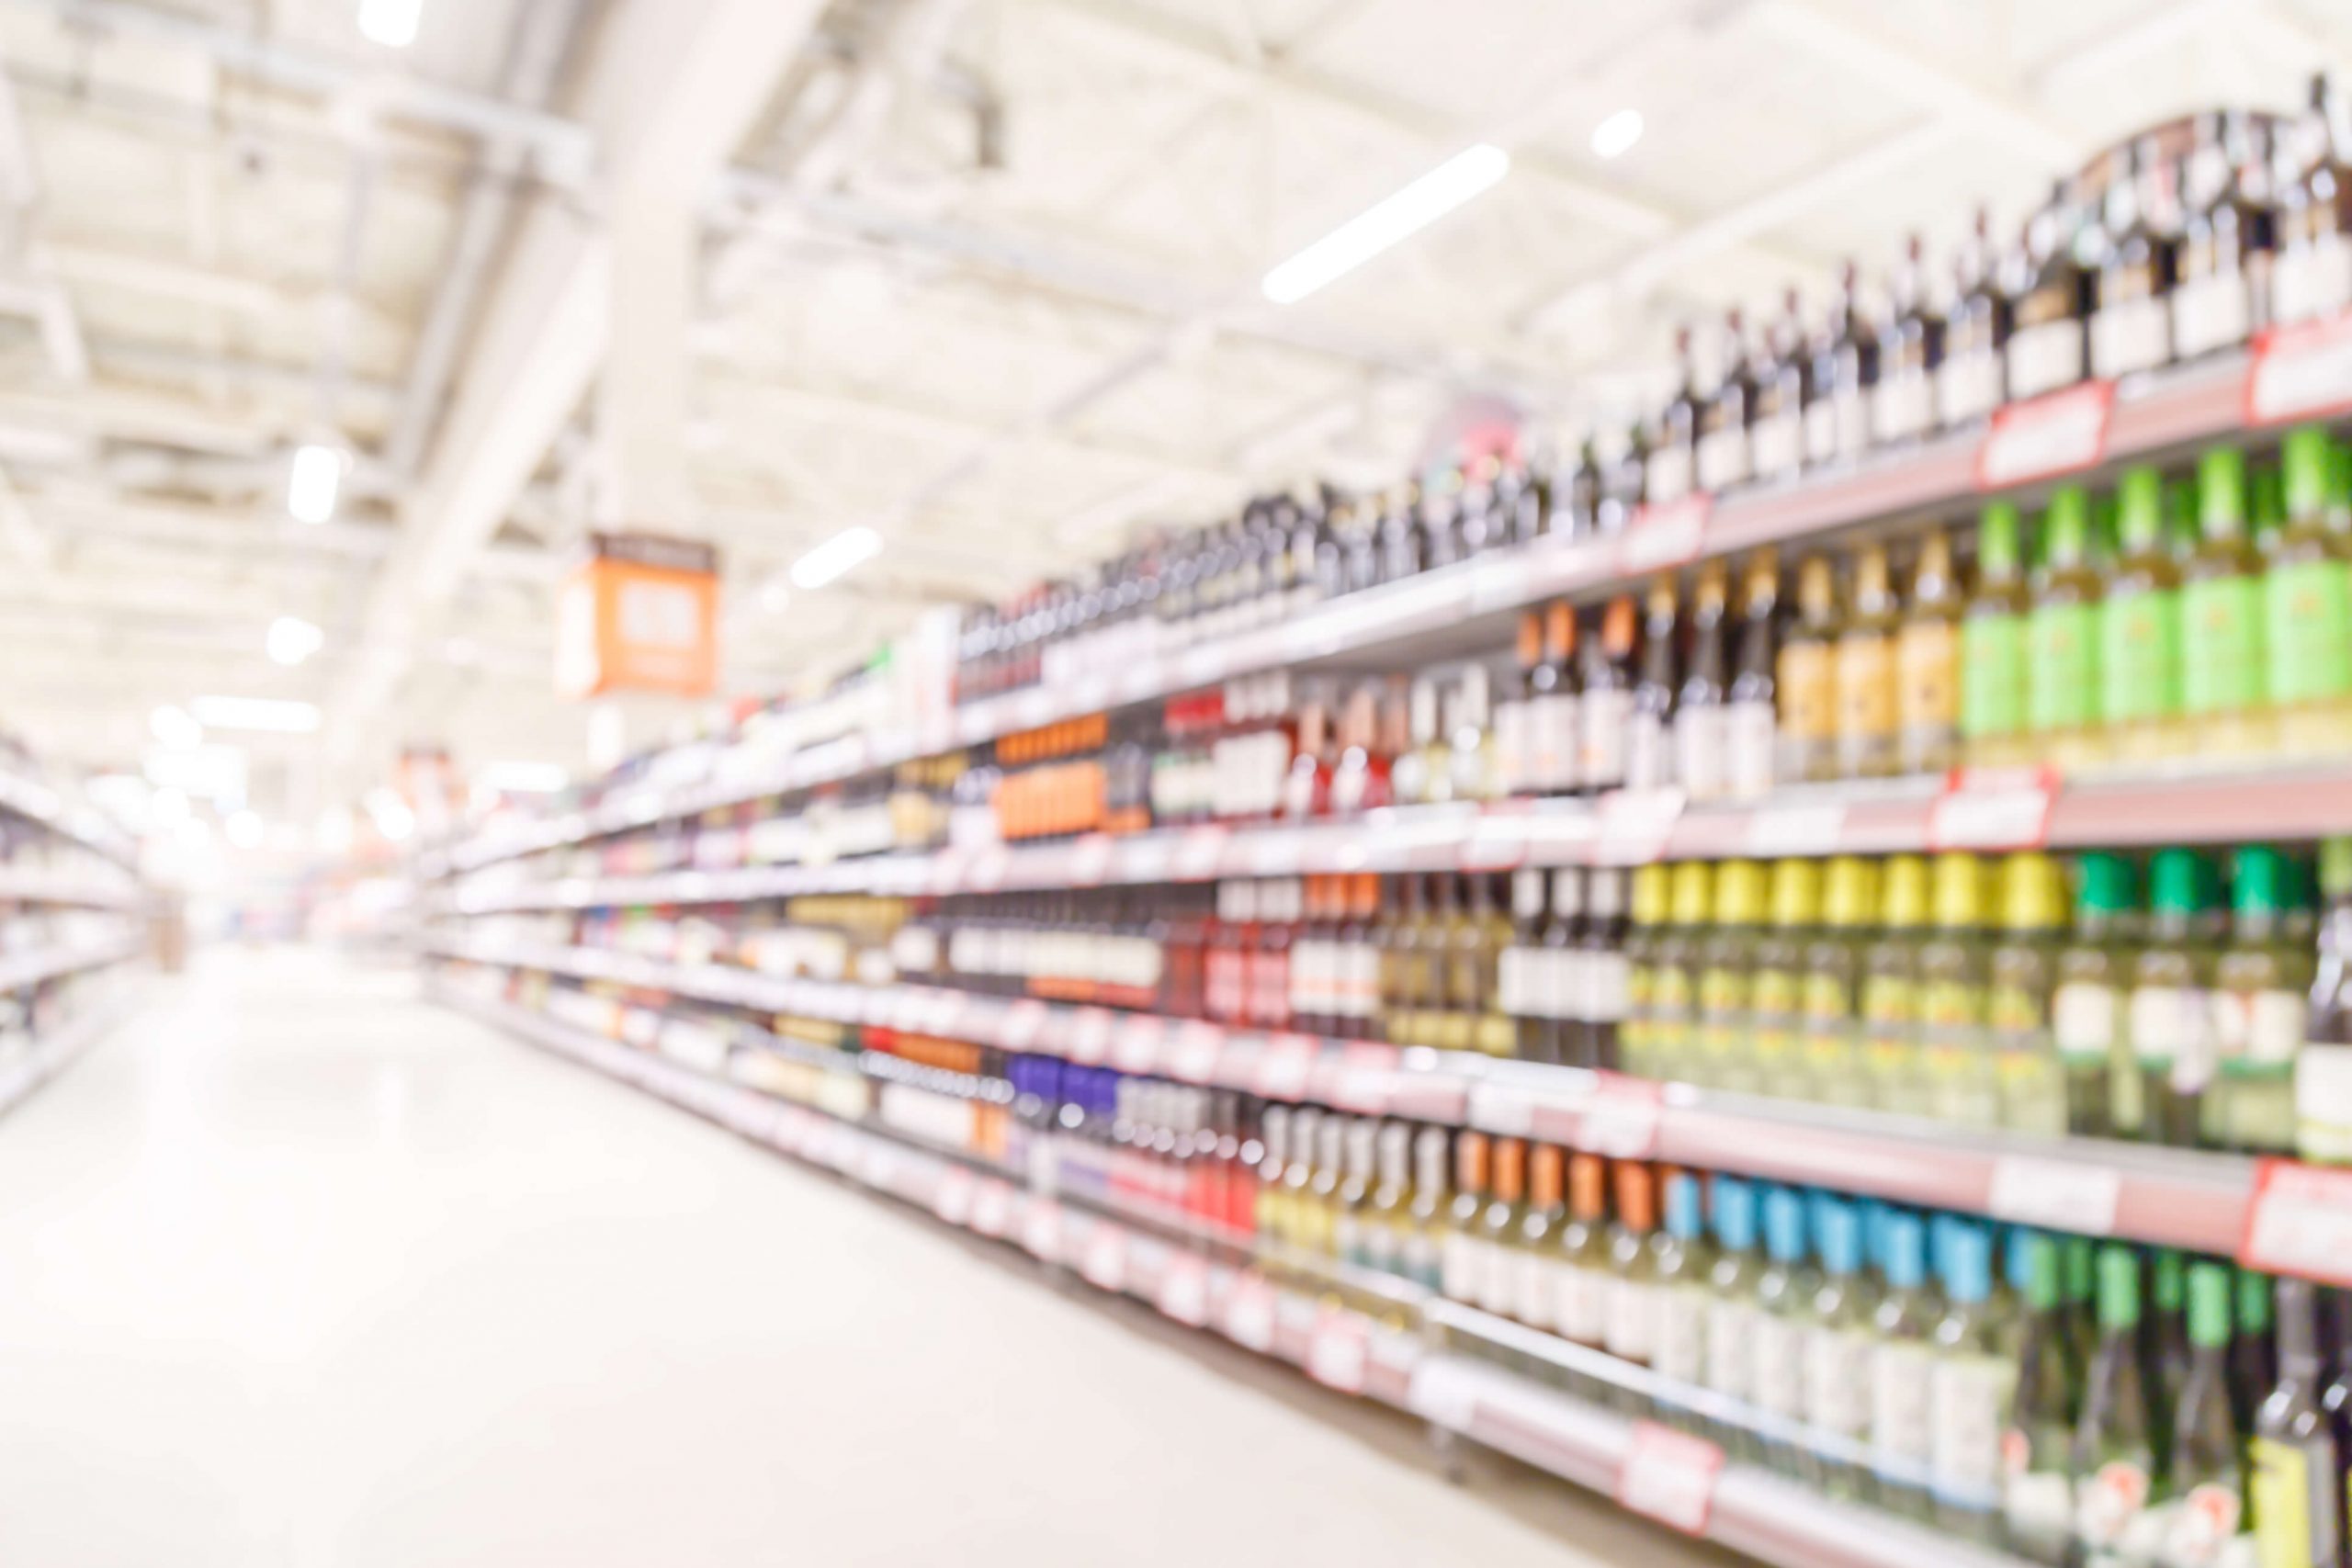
[1578,1075,1662,1159]
[1001,998,1051,1053]
[1615,496,1710,576]
[1065,1007,1115,1066]
[2239,1160,2352,1287]
[1467,1079,1536,1137]
[1158,1252,1212,1327]
[1167,1021,1226,1084]
[1740,802,1848,858]
[1111,1015,1164,1076]
[970,1179,1014,1239]
[1989,1155,2121,1236]
[2245,310,2352,425]
[1306,1310,1371,1396]
[1253,1033,1317,1101]
[933,1165,976,1228]
[1974,380,2114,490]
[1592,788,1685,866]
[1459,811,1530,872]
[1021,1197,1062,1262]
[1616,1421,1724,1536]
[967,845,1014,892]
[1068,832,1116,886]
[1079,1224,1129,1293]
[1172,826,1229,882]
[1221,1272,1278,1354]
[1928,766,2059,852]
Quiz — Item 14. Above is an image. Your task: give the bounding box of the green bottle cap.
[2199,446,2247,532]
[1880,855,1930,929]
[2116,466,2165,549]
[2166,477,2199,552]
[2232,845,2290,917]
[2235,1267,2273,1332]
[2148,848,2213,915]
[1979,501,2023,575]
[2065,1235,2095,1301]
[2097,1245,2143,1331]
[2024,1232,2063,1312]
[1714,860,1767,924]
[1669,862,1713,925]
[2254,464,2285,537]
[1822,856,1880,929]
[2187,1262,2233,1348]
[1631,863,1670,925]
[2043,485,2093,565]
[2284,426,2332,523]
[1931,852,1984,929]
[1770,859,1822,927]
[2075,852,2137,917]
[2152,1247,2186,1311]
[2000,852,2066,930]
[2322,837,2352,900]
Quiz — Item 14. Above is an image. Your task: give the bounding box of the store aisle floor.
[0,948,1735,1568]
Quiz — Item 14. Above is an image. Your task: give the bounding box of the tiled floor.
[0,946,1736,1567]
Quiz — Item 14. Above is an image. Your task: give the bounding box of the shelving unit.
[431,976,2033,1568]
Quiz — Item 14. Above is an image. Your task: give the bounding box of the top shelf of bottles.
[426,333,2352,884]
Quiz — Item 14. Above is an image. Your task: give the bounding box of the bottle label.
[1581,689,1633,787]
[1585,953,1630,1023]
[2249,1436,2328,1568]
[1801,1324,1871,1438]
[1961,614,2026,739]
[1494,698,1529,796]
[2183,574,2267,714]
[1751,969,1801,1067]
[1726,699,1776,800]
[1656,1285,1708,1386]
[2092,296,2171,378]
[1871,1342,1934,1469]
[1646,446,1693,506]
[1779,641,1837,742]
[1510,1251,1559,1329]
[1559,1262,1611,1345]
[2132,985,2205,1072]
[1441,1231,1483,1303]
[2075,1459,2154,1551]
[1898,618,1959,732]
[1704,1297,1755,1401]
[2028,602,2100,731]
[1928,1355,2010,1506]
[2148,1482,2248,1568]
[2003,1432,2075,1555]
[1496,947,1529,1019]
[1695,426,1749,493]
[1836,631,1897,746]
[1750,1314,1805,1417]
[2211,988,2306,1073]
[2270,231,2352,326]
[1532,693,1580,793]
[1751,410,1803,479]
[1920,978,1983,1033]
[1605,1278,1655,1363]
[1476,1238,1517,1316]
[2007,317,2086,400]
[2266,557,2352,705]
[1675,705,1729,803]
[2295,1042,2352,1163]
[1937,349,2004,427]
[1873,370,1935,444]
[2103,588,2183,722]
[2053,981,2121,1068]
[1625,711,1673,791]
[2170,271,2251,359]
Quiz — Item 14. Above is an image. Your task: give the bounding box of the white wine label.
[2296,1043,2352,1163]
[1801,1325,1871,1438]
[2169,274,2251,360]
[1936,351,2004,427]
[1928,1355,2008,1504]
[1750,411,1803,479]
[1561,1264,1611,1346]
[1605,1279,1655,1363]
[1674,705,1729,804]
[1441,1232,1483,1303]
[1725,701,1776,801]
[1655,1287,1708,1386]
[2053,981,2120,1065]
[1646,446,1693,505]
[2007,320,2086,400]
[1512,1252,1555,1329]
[1625,713,1672,791]
[1695,427,1749,493]
[2130,986,2203,1065]
[1871,1343,1935,1466]
[1750,1314,1806,1417]
[2091,298,2171,379]
[1704,1298,1755,1401]
[1872,371,1934,444]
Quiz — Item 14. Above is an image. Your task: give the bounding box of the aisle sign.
[1974,381,2113,490]
[1616,1422,1724,1535]
[2239,1160,2352,1287]
[555,532,719,699]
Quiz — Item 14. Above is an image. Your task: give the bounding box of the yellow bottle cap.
[1931,852,1984,928]
[1669,862,1714,925]
[1880,854,1930,929]
[1714,859,1768,925]
[2000,852,2066,931]
[1770,859,1822,927]
[1823,856,1881,929]
[1632,863,1670,926]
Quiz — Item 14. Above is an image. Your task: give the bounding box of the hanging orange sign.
[555,532,720,699]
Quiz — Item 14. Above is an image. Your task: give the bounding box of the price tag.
[1245,832,1304,877]
[1080,1224,1129,1292]
[1580,1075,1662,1158]
[1459,814,1529,872]
[1740,802,1847,858]
[1306,1310,1371,1395]
[1111,1015,1165,1076]
[1468,1080,1536,1136]
[2238,1160,2352,1286]
[1332,1056,1396,1114]
[1066,1007,1114,1066]
[1022,1198,1063,1263]
[1221,1273,1278,1353]
[1172,825,1229,882]
[927,847,970,896]
[971,1179,1014,1239]
[1989,1155,2121,1235]
[1592,787,1686,866]
[1013,689,1057,728]
[1406,1358,1482,1432]
[1069,833,1115,886]
[1616,1421,1724,1536]
[2245,310,2352,425]
[1118,834,1174,885]
[1253,1033,1317,1100]
[1928,767,2058,852]
[1178,644,1228,687]
[1974,380,2114,490]
[1167,1021,1226,1083]
[1158,1252,1212,1326]
[967,845,1013,892]
[1001,998,1051,1053]
[1615,494,1710,575]
[933,1165,976,1227]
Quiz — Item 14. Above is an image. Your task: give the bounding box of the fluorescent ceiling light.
[189,695,322,735]
[149,704,203,750]
[288,443,344,525]
[479,761,569,795]
[225,809,266,850]
[1590,108,1645,160]
[357,0,423,48]
[789,525,883,590]
[1261,143,1510,306]
[267,615,324,667]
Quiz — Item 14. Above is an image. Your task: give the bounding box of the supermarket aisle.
[0,948,1733,1568]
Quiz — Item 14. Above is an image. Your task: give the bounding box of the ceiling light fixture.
[266,615,324,667]
[1589,108,1645,161]
[148,705,203,750]
[188,695,322,735]
[1261,143,1510,306]
[288,443,345,525]
[357,0,423,49]
[789,525,883,590]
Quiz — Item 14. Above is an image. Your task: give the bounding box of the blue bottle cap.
[1942,1220,1993,1304]
[1883,1212,1927,1291]
[1815,1198,1861,1277]
[1860,1200,1893,1272]
[2004,1224,2037,1291]
[1664,1171,1704,1241]
[1712,1175,1757,1251]
[1763,1186,1808,1265]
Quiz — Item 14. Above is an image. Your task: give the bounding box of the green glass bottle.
[2253,1278,2346,1568]
[2269,425,2352,757]
[2064,1235,2099,1382]
[1930,1219,2009,1542]
[2056,852,2138,1138]
[1870,1209,1938,1519]
[2154,1262,2256,1566]
[1864,855,1931,1116]
[2104,464,2188,762]
[1963,500,2033,767]
[1921,852,1997,1126]
[2132,849,2219,1147]
[1745,859,1819,1099]
[1752,1185,1818,1476]
[1990,852,2070,1135]
[2030,483,2109,772]
[2143,1248,2194,1463]
[1803,856,1877,1109]
[2074,1246,2160,1565]
[2183,446,2275,757]
[1696,861,1766,1091]
[1800,1195,1875,1497]
[2211,845,2315,1153]
[2233,1269,2278,1442]
[2005,1232,2082,1567]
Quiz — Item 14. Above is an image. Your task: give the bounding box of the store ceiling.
[0,0,2345,816]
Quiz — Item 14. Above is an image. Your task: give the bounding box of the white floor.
[0,947,1737,1568]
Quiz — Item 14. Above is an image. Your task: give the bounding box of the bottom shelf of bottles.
[432,975,2095,1568]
